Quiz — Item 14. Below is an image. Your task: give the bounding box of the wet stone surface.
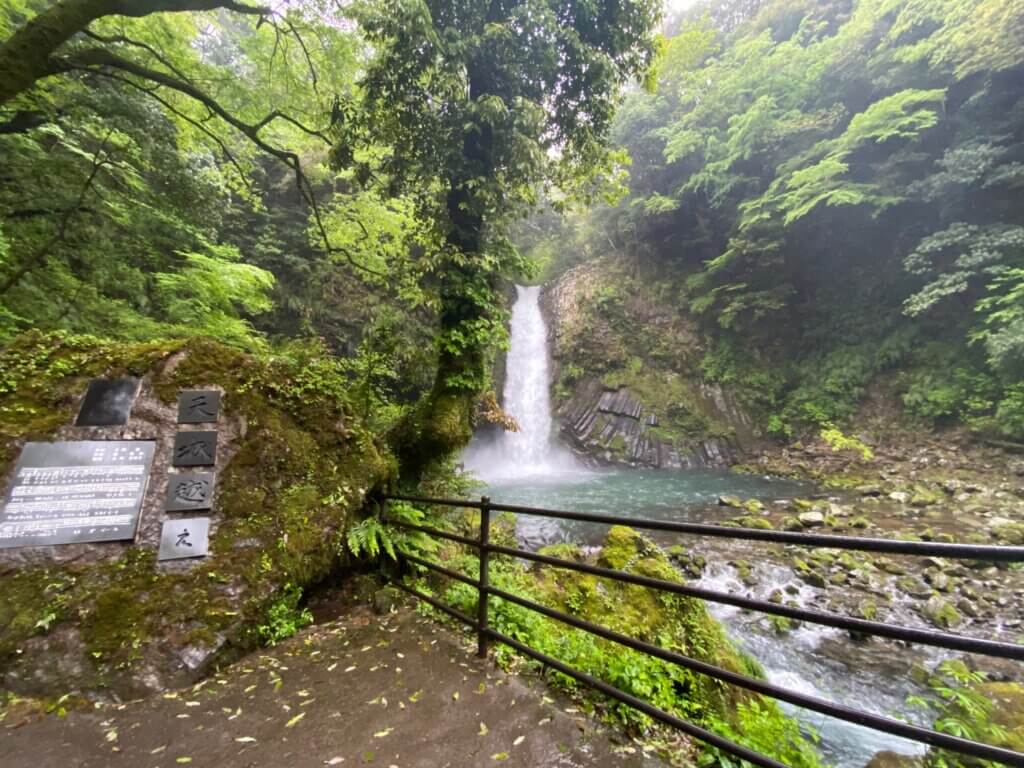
[1,604,665,768]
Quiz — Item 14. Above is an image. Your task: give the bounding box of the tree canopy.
[534,0,1024,440]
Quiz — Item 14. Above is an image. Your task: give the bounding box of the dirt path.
[1,602,664,768]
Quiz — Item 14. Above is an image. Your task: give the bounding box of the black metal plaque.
[75,378,139,426]
[177,390,221,424]
[172,432,217,467]
[158,517,210,561]
[163,472,215,512]
[0,441,155,549]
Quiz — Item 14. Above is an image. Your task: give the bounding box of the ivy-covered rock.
[0,333,392,699]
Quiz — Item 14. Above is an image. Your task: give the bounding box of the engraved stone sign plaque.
[158,517,209,561]
[172,431,217,467]
[163,472,215,512]
[75,378,139,427]
[0,441,155,549]
[177,390,221,424]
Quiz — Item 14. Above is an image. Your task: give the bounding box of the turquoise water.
[480,467,806,548]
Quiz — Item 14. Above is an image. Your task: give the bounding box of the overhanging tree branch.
[0,0,271,106]
[51,48,384,278]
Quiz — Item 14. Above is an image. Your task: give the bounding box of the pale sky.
[665,0,701,13]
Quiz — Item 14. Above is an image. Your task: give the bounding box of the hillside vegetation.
[530,0,1024,444]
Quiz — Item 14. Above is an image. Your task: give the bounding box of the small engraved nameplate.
[163,472,215,512]
[76,379,139,427]
[172,432,217,467]
[177,390,221,424]
[158,517,210,561]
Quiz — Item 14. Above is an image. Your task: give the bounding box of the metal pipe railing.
[383,493,1024,768]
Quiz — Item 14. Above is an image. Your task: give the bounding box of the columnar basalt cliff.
[539,259,757,469]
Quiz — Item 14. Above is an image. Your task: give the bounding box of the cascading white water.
[463,285,577,481]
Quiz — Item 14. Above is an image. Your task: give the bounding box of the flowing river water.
[463,285,932,768]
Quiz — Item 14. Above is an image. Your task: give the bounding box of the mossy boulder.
[0,333,392,699]
[922,596,962,629]
[977,682,1024,751]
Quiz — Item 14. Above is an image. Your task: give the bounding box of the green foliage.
[908,661,1009,768]
[257,584,314,646]
[702,700,823,768]
[154,246,275,349]
[345,502,436,563]
[534,0,1024,440]
[819,423,873,460]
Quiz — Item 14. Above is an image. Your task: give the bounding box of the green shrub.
[908,661,1009,768]
[701,700,823,768]
[820,423,873,460]
[258,584,313,645]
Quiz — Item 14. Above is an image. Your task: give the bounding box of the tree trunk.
[391,74,498,483]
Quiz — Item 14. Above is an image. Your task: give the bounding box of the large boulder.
[0,333,391,699]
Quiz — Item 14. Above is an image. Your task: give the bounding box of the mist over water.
[463,284,579,481]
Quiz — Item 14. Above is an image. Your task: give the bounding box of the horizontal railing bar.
[486,585,1024,766]
[391,519,480,548]
[400,552,480,588]
[391,580,478,629]
[384,494,1024,562]
[488,543,1024,661]
[483,626,787,768]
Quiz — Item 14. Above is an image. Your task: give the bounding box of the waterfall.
[463,285,577,481]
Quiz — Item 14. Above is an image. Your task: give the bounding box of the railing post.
[477,495,491,659]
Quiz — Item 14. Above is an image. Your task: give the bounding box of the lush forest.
[533,0,1024,445]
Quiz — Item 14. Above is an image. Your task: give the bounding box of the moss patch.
[0,333,392,697]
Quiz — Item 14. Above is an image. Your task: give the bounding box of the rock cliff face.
[560,379,742,468]
[539,259,757,469]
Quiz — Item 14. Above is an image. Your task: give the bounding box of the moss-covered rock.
[0,333,392,699]
[922,596,962,629]
[532,527,786,717]
[978,682,1024,751]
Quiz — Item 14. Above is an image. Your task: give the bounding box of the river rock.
[718,495,744,508]
[957,597,981,619]
[922,596,962,629]
[743,498,765,514]
[994,522,1024,545]
[798,510,826,527]
[897,576,932,599]
[865,750,924,768]
[925,570,953,592]
[802,570,828,589]
[888,491,911,504]
[857,599,879,621]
